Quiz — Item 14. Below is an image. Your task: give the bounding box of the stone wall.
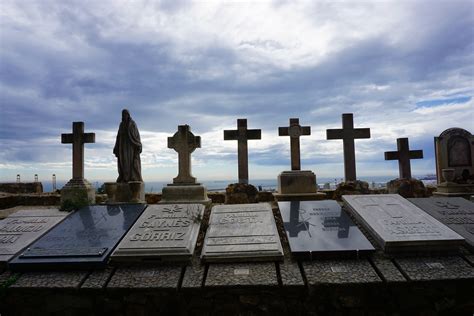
[0,183,43,194]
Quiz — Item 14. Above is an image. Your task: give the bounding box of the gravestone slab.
[342,194,464,253]
[408,197,474,251]
[111,204,204,262]
[0,208,68,267]
[279,200,374,258]
[8,204,146,271]
[201,203,283,262]
[107,265,182,289]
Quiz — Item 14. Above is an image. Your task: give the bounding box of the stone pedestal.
[273,170,325,201]
[225,183,258,204]
[115,182,145,203]
[160,184,210,205]
[60,178,95,210]
[386,178,428,198]
[434,182,474,198]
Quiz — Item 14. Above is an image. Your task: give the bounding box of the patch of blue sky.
[416,96,471,107]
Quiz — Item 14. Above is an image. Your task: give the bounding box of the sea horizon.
[14,175,438,193]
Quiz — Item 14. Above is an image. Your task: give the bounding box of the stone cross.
[279,118,311,170]
[168,125,201,185]
[61,122,95,180]
[384,138,423,179]
[224,119,261,184]
[326,113,370,182]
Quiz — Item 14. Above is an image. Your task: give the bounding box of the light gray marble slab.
[0,209,68,265]
[110,204,204,262]
[201,203,283,262]
[342,194,464,253]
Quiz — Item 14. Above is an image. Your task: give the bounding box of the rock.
[333,180,370,201]
[386,178,428,198]
[225,183,258,204]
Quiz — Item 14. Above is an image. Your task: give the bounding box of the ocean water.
[39,176,436,193]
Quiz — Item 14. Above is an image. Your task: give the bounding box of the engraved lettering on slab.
[409,197,474,250]
[234,268,250,275]
[0,209,67,266]
[201,203,283,262]
[8,205,146,270]
[426,262,444,269]
[342,195,464,253]
[110,204,204,262]
[279,200,374,257]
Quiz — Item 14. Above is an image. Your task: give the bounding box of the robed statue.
[114,109,143,182]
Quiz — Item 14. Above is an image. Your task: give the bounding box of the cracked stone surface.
[107,265,182,289]
[278,261,304,286]
[394,256,474,281]
[81,267,115,289]
[11,271,88,289]
[303,259,381,284]
[370,254,406,282]
[205,262,278,287]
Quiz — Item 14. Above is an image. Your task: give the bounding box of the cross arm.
[61,134,73,144]
[410,150,424,159]
[301,126,311,136]
[83,133,95,143]
[279,127,289,136]
[384,151,400,161]
[246,129,261,140]
[353,128,371,139]
[224,130,239,140]
[326,129,343,140]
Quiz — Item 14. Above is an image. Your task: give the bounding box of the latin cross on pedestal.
[384,138,423,179]
[224,119,261,184]
[279,118,311,171]
[168,125,201,184]
[61,122,95,180]
[326,113,370,182]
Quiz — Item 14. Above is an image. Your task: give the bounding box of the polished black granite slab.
[8,204,146,270]
[278,200,374,258]
[409,197,474,251]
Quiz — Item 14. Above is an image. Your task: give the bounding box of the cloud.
[0,0,473,182]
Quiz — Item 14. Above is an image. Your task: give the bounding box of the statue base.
[160,184,210,205]
[433,182,474,199]
[386,178,428,198]
[60,178,96,210]
[274,170,325,201]
[115,182,145,203]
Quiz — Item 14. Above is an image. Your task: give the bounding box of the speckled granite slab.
[0,208,68,266]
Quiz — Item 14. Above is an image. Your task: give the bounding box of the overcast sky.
[0,0,473,183]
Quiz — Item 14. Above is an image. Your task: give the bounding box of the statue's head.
[122,109,131,122]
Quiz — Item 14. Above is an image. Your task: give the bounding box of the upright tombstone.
[384,138,427,198]
[434,128,474,197]
[112,109,145,203]
[110,204,204,263]
[9,204,146,270]
[278,200,374,259]
[160,125,210,204]
[224,119,261,184]
[201,203,283,262]
[326,113,371,199]
[342,194,464,254]
[409,197,474,251]
[60,122,96,207]
[274,118,324,201]
[224,119,261,204]
[0,208,68,268]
